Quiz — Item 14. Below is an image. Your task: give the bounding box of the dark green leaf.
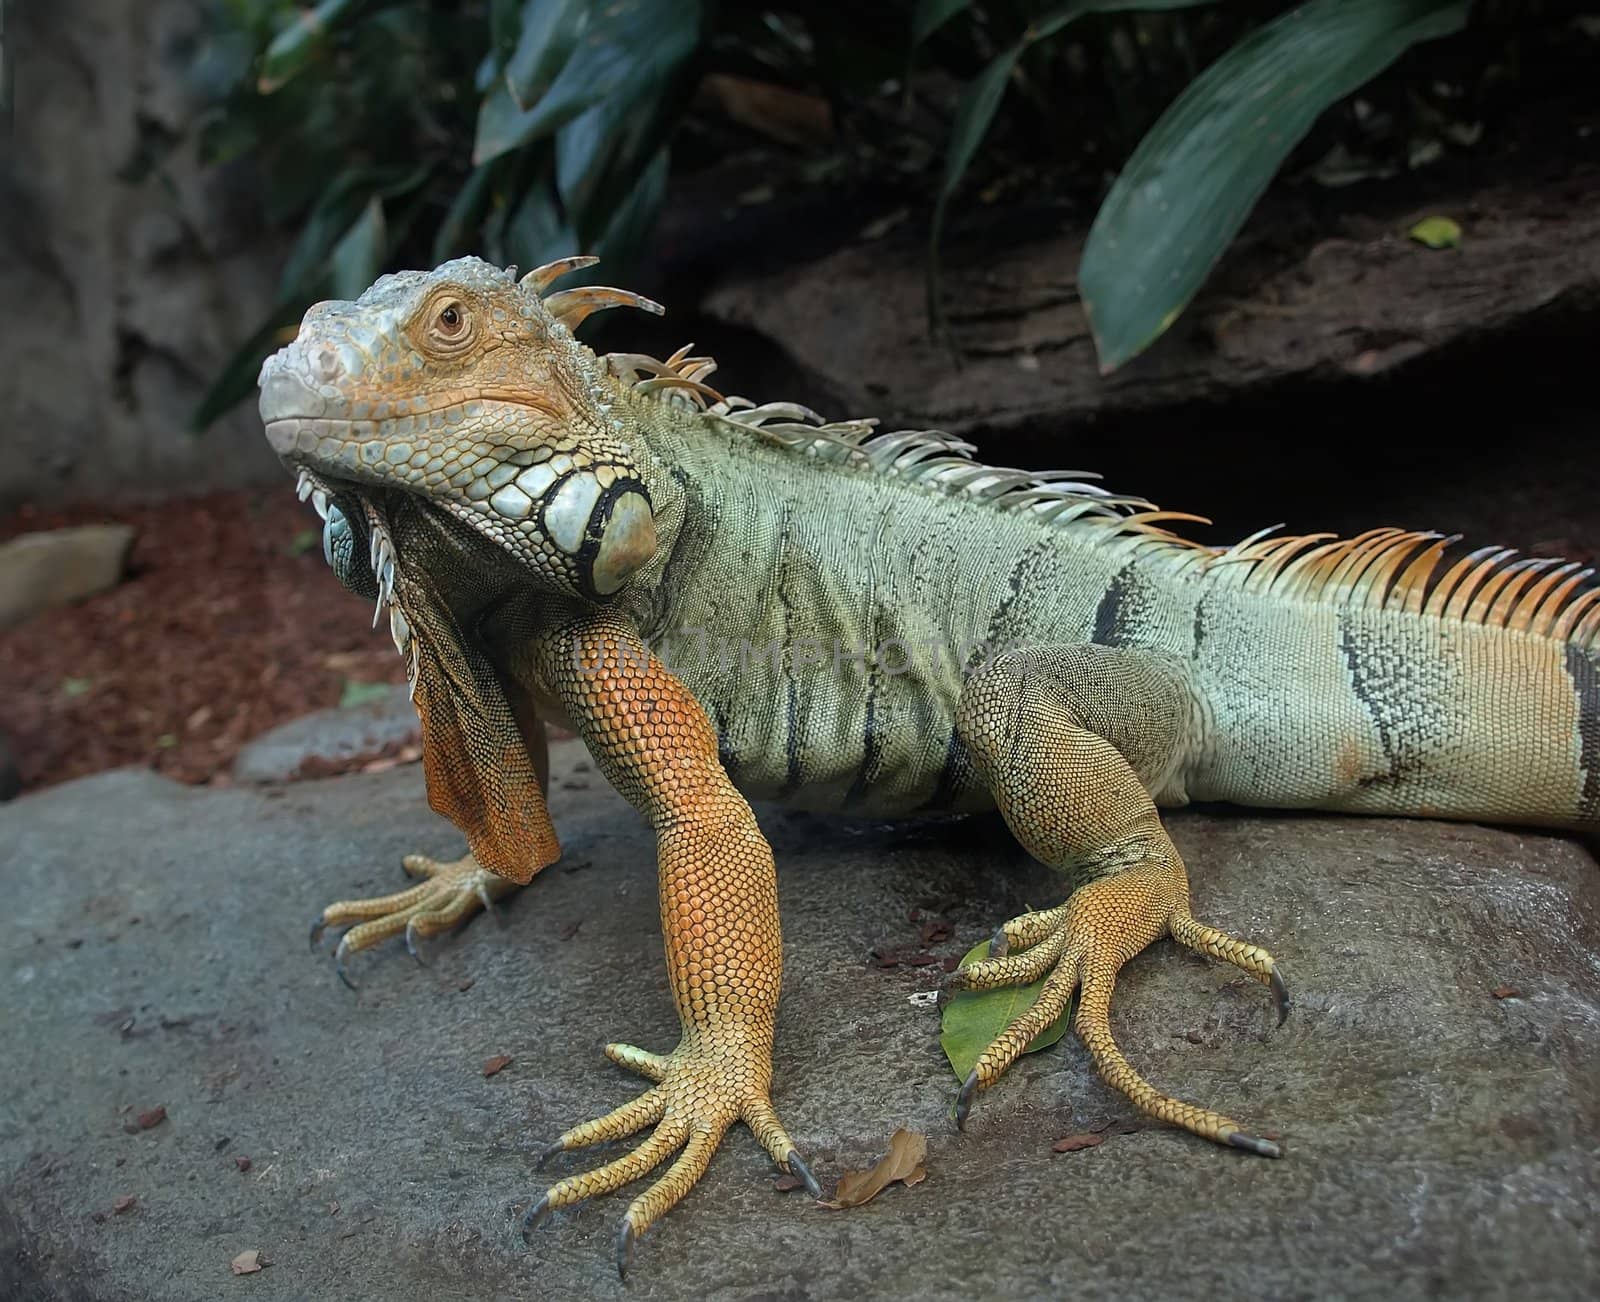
[500,185,579,273]
[278,164,428,299]
[488,0,524,64]
[329,196,387,301]
[472,0,700,167]
[935,42,1023,214]
[431,162,501,265]
[503,0,587,108]
[258,0,363,93]
[594,146,670,274]
[555,74,677,245]
[924,1,1223,337]
[1080,0,1470,371]
[912,0,971,45]
[939,940,1073,1082]
[926,41,1022,334]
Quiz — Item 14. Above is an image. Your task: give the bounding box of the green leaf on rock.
[1079,0,1470,372]
[1408,215,1461,249]
[939,939,1072,1082]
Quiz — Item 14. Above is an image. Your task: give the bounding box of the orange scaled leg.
[520,617,817,1277]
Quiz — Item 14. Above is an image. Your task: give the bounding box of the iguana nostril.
[316,346,342,382]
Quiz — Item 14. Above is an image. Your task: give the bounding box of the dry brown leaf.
[136,1105,166,1130]
[822,1128,927,1209]
[233,1156,251,1173]
[1052,1133,1105,1154]
[1491,984,1523,999]
[112,1194,137,1214]
[482,1054,512,1077]
[230,1249,264,1275]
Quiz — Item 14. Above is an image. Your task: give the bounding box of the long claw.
[334,937,357,992]
[404,920,430,967]
[988,925,1010,958]
[616,1218,639,1280]
[1227,1130,1283,1159]
[1270,967,1292,1025]
[520,1194,552,1244]
[536,1141,566,1170]
[955,1068,979,1130]
[786,1150,823,1200]
[477,881,503,922]
[309,917,327,950]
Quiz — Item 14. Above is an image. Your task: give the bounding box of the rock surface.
[701,169,1600,442]
[232,687,421,784]
[3,742,1597,1300]
[0,526,135,628]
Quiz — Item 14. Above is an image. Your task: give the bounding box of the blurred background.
[1,0,1596,802]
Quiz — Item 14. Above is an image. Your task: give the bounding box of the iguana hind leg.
[949,642,1286,1155]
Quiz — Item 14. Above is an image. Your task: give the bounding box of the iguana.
[257,255,1600,1275]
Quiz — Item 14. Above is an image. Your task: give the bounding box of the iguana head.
[257,254,664,605]
[256,254,667,884]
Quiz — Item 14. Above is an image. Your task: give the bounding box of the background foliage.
[188,0,1556,426]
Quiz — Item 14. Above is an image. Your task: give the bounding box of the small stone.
[0,525,135,628]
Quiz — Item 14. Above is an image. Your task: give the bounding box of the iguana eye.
[437,304,463,334]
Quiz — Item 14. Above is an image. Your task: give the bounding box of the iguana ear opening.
[406,595,560,885]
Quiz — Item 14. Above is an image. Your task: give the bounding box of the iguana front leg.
[520,615,817,1275]
[948,642,1287,1153]
[310,713,552,988]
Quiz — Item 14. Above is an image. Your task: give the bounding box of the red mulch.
[0,489,408,794]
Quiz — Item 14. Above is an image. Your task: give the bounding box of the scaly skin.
[257,255,1600,1275]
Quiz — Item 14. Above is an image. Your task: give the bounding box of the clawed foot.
[309,851,518,988]
[945,863,1288,1157]
[522,1036,818,1278]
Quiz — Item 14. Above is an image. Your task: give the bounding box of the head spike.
[543,286,665,332]
[632,374,723,407]
[520,255,599,295]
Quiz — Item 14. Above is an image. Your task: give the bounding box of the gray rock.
[2,743,1596,1301]
[0,525,134,627]
[701,172,1600,442]
[232,687,420,783]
